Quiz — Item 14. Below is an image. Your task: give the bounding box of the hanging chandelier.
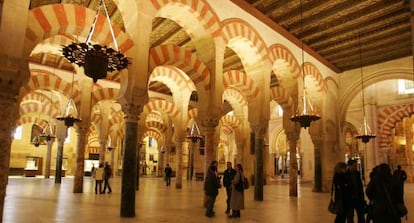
[355,27,375,143]
[62,0,129,83]
[56,73,81,127]
[186,121,203,143]
[290,0,320,129]
[40,91,56,141]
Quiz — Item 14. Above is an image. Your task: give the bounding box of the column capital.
[251,124,267,138]
[200,118,219,130]
[285,131,299,142]
[122,103,144,123]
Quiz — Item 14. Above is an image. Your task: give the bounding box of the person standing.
[204,160,221,218]
[229,163,245,218]
[164,163,173,186]
[102,162,113,194]
[393,165,407,193]
[346,159,366,223]
[332,162,350,223]
[93,163,104,194]
[366,163,403,223]
[223,161,236,214]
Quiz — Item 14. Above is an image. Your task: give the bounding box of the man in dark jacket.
[204,161,221,217]
[346,159,365,223]
[223,162,236,214]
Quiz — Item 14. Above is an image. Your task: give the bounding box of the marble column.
[0,88,20,222]
[200,118,219,176]
[174,134,185,189]
[286,132,299,197]
[44,139,55,178]
[55,137,65,184]
[312,137,323,192]
[253,124,266,201]
[73,123,89,193]
[120,103,142,218]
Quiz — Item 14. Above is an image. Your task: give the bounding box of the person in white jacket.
[93,163,104,194]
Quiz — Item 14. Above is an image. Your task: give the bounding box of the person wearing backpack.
[393,165,407,194]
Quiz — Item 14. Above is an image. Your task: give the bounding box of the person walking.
[102,162,113,194]
[164,163,173,186]
[229,163,245,218]
[366,163,403,223]
[204,160,221,218]
[332,162,351,223]
[223,161,236,215]
[93,163,104,194]
[346,159,366,223]
[393,165,407,194]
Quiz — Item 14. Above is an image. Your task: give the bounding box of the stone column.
[99,139,106,164]
[44,139,55,178]
[0,86,20,222]
[286,131,299,197]
[120,103,142,218]
[253,124,266,201]
[73,123,89,193]
[200,118,219,176]
[312,136,323,192]
[174,134,186,189]
[54,122,67,184]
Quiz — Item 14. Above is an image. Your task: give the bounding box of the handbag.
[328,183,340,214]
[243,177,249,189]
[235,174,244,192]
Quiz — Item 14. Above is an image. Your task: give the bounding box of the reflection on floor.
[3,176,413,223]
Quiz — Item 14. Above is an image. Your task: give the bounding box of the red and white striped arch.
[377,104,414,148]
[17,115,48,128]
[141,130,161,141]
[220,115,241,129]
[21,71,81,106]
[25,4,133,56]
[108,110,124,127]
[303,62,327,93]
[150,0,221,38]
[223,70,259,101]
[150,66,195,91]
[91,88,119,106]
[146,120,167,133]
[20,102,52,117]
[223,88,248,107]
[221,19,268,67]
[143,98,180,119]
[149,45,211,91]
[268,44,300,86]
[270,87,294,111]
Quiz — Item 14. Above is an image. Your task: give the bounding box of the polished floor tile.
[3,176,413,223]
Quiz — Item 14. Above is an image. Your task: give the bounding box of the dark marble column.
[55,136,65,184]
[200,118,219,176]
[120,104,142,218]
[73,123,89,193]
[286,132,299,197]
[253,125,266,201]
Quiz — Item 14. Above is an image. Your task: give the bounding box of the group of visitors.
[92,162,113,194]
[331,160,407,223]
[204,160,246,218]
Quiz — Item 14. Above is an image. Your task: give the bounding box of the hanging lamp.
[186,121,203,143]
[290,0,320,129]
[355,29,375,143]
[41,90,56,142]
[56,73,81,127]
[62,0,129,83]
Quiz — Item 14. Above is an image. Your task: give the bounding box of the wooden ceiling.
[237,0,413,72]
[28,0,413,92]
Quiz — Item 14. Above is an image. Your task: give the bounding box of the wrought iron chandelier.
[186,121,203,143]
[62,0,129,83]
[355,29,375,143]
[290,0,320,129]
[56,73,81,127]
[40,91,56,142]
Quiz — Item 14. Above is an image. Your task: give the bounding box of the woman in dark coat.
[366,163,403,223]
[229,163,245,218]
[332,162,350,223]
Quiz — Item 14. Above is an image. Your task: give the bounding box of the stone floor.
[3,176,413,223]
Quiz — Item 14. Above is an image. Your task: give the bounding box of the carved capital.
[285,131,299,142]
[122,103,143,123]
[252,124,267,138]
[200,118,219,132]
